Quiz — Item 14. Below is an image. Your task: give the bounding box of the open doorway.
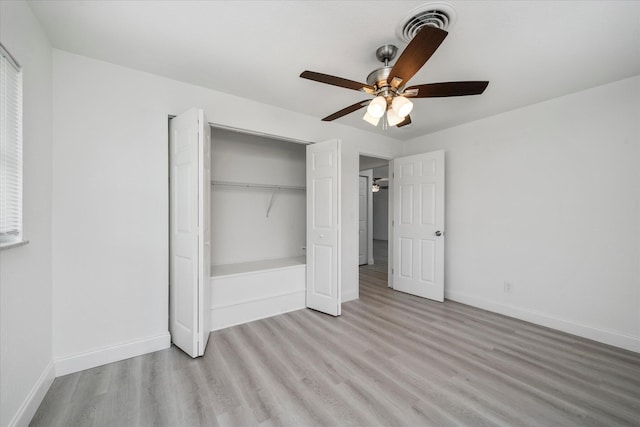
[359,155,390,289]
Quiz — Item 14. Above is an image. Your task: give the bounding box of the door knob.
[435,231,443,236]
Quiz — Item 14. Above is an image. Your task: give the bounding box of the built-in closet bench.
[209,256,306,331]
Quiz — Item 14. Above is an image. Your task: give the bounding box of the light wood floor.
[363,239,388,274]
[32,266,640,426]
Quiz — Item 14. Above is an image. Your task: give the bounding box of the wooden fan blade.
[387,26,448,88]
[322,100,370,121]
[301,71,374,93]
[397,115,412,128]
[404,81,489,98]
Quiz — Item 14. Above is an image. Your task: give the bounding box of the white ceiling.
[28,1,640,141]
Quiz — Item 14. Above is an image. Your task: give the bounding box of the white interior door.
[392,150,445,301]
[358,175,368,265]
[169,108,210,357]
[306,139,341,316]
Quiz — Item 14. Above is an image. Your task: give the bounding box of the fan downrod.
[367,45,399,90]
[375,45,398,65]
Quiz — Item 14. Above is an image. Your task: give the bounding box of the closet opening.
[359,155,391,292]
[169,109,318,357]
[209,126,308,331]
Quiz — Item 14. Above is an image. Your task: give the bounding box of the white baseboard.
[54,332,171,376]
[446,290,640,353]
[8,361,55,427]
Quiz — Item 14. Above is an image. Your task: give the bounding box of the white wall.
[51,49,399,374]
[402,76,640,352]
[0,2,54,426]
[372,191,389,241]
[211,128,306,265]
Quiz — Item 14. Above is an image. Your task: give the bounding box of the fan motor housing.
[366,66,392,88]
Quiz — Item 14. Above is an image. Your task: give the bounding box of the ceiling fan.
[300,26,489,128]
[372,177,389,192]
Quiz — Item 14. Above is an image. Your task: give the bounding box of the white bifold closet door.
[169,108,211,358]
[392,150,445,302]
[306,139,341,316]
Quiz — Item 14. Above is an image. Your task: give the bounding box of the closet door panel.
[169,107,209,358]
[306,139,341,316]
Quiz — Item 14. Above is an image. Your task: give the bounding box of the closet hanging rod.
[211,180,305,191]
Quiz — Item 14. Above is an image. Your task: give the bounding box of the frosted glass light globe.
[392,96,413,118]
[367,96,387,118]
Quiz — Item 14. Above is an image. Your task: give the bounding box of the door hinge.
[392,268,394,274]
[392,220,394,226]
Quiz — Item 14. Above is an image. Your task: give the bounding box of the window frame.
[0,42,26,250]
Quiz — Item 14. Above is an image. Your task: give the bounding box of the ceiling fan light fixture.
[367,96,387,118]
[363,111,381,126]
[392,96,413,118]
[386,108,404,126]
[372,183,381,193]
[301,3,489,130]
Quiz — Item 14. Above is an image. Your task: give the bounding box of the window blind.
[0,43,23,244]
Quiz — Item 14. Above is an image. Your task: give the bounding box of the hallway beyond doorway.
[360,239,387,274]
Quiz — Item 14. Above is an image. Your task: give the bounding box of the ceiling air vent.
[396,2,457,43]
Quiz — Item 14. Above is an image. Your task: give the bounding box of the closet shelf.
[211,256,306,278]
[211,180,305,191]
[211,180,305,217]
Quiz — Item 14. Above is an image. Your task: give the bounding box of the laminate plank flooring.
[363,239,388,273]
[31,268,640,426]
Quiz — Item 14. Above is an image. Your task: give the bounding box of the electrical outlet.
[504,282,514,293]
